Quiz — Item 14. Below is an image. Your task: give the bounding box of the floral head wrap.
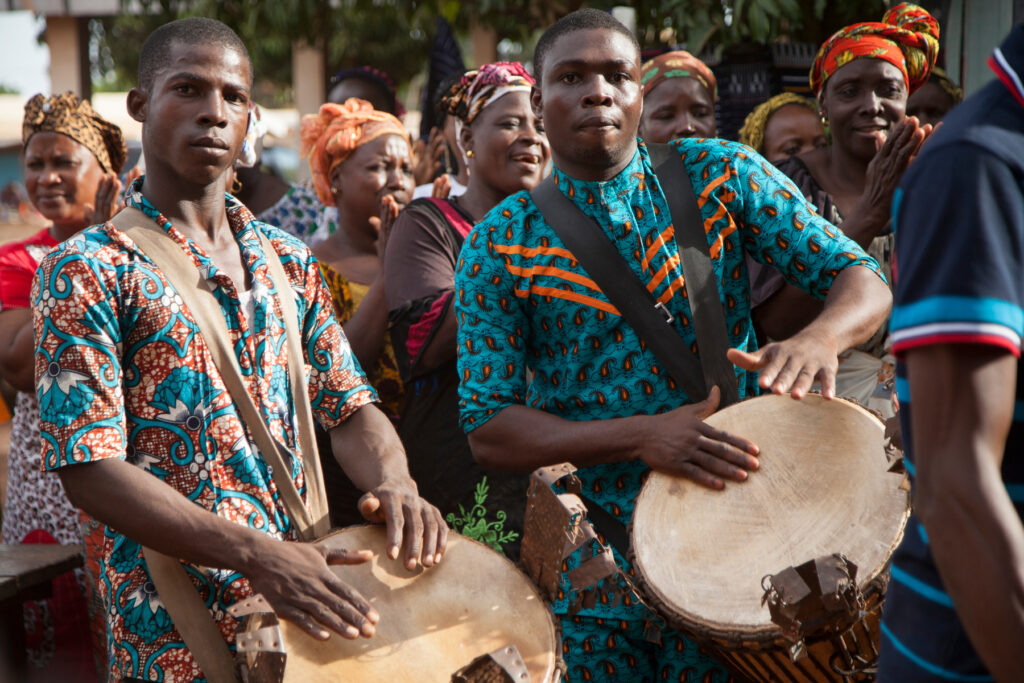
[641,51,717,101]
[300,98,408,207]
[442,61,534,125]
[738,93,818,153]
[441,61,534,164]
[22,91,127,174]
[810,3,940,98]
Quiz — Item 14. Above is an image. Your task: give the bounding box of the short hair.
[138,18,251,92]
[534,9,639,81]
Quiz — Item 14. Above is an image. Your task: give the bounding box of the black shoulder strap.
[531,177,706,402]
[649,143,740,407]
[530,145,738,406]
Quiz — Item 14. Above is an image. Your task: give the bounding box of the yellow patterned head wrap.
[22,91,127,174]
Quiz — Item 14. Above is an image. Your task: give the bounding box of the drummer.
[453,9,891,681]
[32,18,446,683]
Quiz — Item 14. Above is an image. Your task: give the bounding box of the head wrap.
[300,98,408,207]
[441,61,534,165]
[930,67,964,104]
[641,51,717,101]
[810,3,940,98]
[329,66,405,117]
[738,93,818,153]
[442,61,534,125]
[22,91,127,174]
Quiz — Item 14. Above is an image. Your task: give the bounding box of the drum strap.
[530,143,739,407]
[110,207,332,682]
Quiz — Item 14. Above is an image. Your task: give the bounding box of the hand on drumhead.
[359,483,449,571]
[641,386,760,490]
[244,537,379,641]
[727,332,838,400]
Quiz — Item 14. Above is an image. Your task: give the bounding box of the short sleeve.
[891,143,1024,356]
[731,151,886,300]
[0,243,40,310]
[454,224,529,433]
[34,248,127,470]
[384,203,460,311]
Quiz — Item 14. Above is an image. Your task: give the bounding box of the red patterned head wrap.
[641,51,717,101]
[810,3,939,98]
[441,61,534,125]
[300,98,408,207]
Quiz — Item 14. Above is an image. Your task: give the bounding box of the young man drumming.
[454,9,891,681]
[33,18,446,683]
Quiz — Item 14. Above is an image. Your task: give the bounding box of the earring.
[466,150,475,159]
[232,176,243,194]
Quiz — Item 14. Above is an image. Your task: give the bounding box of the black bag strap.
[649,143,740,407]
[530,144,738,407]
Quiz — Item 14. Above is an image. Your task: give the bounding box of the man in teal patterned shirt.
[454,9,892,681]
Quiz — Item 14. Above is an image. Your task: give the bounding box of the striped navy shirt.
[879,27,1024,683]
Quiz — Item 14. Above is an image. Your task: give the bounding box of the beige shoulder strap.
[108,207,331,682]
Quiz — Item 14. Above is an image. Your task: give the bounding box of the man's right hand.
[639,386,759,490]
[244,537,380,641]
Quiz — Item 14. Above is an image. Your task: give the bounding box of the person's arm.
[468,385,758,490]
[328,403,448,570]
[754,119,928,341]
[0,308,34,391]
[58,458,380,641]
[906,344,1024,681]
[730,264,891,398]
[339,196,401,371]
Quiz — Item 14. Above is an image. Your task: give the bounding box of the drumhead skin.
[271,525,558,682]
[632,394,909,639]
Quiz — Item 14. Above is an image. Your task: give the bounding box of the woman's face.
[464,91,549,197]
[329,133,414,227]
[761,104,828,162]
[639,77,716,143]
[906,79,954,127]
[24,131,105,230]
[821,58,907,161]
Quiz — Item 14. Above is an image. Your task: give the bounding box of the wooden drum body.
[631,395,909,682]
[235,525,560,682]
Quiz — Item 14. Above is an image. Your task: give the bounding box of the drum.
[631,394,909,682]
[233,525,560,682]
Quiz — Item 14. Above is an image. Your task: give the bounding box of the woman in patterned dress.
[0,91,126,680]
[383,62,549,560]
[298,98,413,526]
[749,3,940,419]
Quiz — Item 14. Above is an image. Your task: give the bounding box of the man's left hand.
[358,481,448,571]
[727,329,838,399]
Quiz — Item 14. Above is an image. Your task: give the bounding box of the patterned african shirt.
[33,182,376,683]
[455,137,884,621]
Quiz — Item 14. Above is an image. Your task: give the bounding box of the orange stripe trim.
[641,224,674,271]
[514,285,620,316]
[505,263,602,293]
[699,170,730,202]
[709,224,738,260]
[492,243,577,260]
[659,274,686,304]
[646,253,680,295]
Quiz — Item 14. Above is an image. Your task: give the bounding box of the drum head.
[632,394,909,638]
[273,525,558,682]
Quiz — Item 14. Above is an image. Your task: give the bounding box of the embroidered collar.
[552,139,649,207]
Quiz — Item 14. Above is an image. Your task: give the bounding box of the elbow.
[467,431,503,470]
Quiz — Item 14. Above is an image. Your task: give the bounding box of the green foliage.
[0,83,19,94]
[89,0,888,103]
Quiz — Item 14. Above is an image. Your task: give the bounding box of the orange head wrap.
[810,3,940,98]
[300,98,408,206]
